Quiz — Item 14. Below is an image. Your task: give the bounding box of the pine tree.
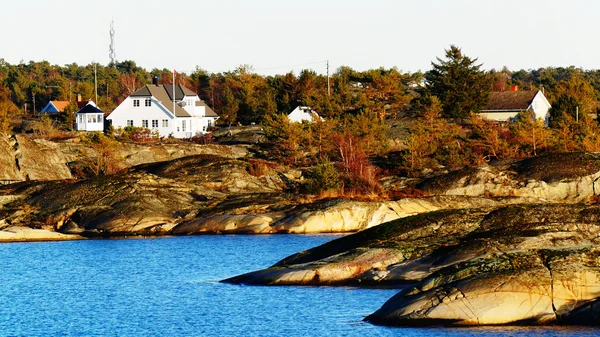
[424,45,491,118]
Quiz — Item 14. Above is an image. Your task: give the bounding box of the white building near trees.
[75,101,104,132]
[478,89,552,125]
[107,80,219,138]
[287,106,322,123]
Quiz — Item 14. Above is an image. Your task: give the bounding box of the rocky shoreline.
[3,134,600,326]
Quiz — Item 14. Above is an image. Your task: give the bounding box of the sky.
[2,0,599,76]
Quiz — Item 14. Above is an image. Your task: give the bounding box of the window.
[78,115,83,124]
[127,120,134,127]
[152,120,158,128]
[88,115,96,123]
[133,99,140,107]
[145,98,152,107]
[97,114,103,123]
[208,119,213,127]
[142,120,149,128]
[162,119,168,127]
[181,120,186,132]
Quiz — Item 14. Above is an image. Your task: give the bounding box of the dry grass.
[247,159,277,177]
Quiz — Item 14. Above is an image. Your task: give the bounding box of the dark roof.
[163,84,197,100]
[131,85,191,117]
[483,91,538,111]
[195,100,219,117]
[76,103,103,114]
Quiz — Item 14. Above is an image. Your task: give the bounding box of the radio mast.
[109,19,117,65]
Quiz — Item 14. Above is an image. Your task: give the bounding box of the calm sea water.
[0,235,599,337]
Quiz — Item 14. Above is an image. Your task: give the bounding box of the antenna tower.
[109,19,117,64]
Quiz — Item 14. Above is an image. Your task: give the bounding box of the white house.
[75,101,104,132]
[106,81,219,138]
[288,106,322,123]
[478,89,551,124]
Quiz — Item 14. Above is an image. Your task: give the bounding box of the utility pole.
[94,63,98,104]
[327,60,330,97]
[576,106,579,122]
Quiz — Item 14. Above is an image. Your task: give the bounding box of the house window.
[142,120,149,128]
[208,119,213,127]
[88,115,96,123]
[145,98,152,107]
[152,120,158,128]
[162,119,168,128]
[78,115,83,124]
[127,120,134,127]
[182,120,186,132]
[202,126,206,132]
[97,114,103,123]
[133,99,140,107]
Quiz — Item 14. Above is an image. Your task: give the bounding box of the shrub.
[115,126,159,143]
[247,159,276,177]
[80,132,123,175]
[190,134,215,144]
[307,158,340,194]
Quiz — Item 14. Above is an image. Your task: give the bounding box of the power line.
[254,60,327,71]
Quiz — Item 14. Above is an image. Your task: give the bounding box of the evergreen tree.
[424,45,490,118]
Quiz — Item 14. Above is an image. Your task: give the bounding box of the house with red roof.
[40,100,70,114]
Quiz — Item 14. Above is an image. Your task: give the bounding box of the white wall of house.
[478,111,520,122]
[531,91,551,123]
[107,95,217,138]
[288,106,319,123]
[76,113,104,131]
[478,90,552,125]
[107,96,176,137]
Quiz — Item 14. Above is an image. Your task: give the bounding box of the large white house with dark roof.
[107,80,219,138]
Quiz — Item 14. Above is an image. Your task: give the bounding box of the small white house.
[288,106,322,123]
[75,101,104,132]
[479,89,551,124]
[106,82,219,138]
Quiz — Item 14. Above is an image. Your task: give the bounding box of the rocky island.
[3,132,600,326]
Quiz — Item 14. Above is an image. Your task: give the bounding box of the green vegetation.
[5,46,600,188]
[421,45,491,118]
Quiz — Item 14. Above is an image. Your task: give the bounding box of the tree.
[549,76,597,127]
[424,45,491,118]
[468,115,516,161]
[511,111,552,156]
[402,96,465,172]
[263,113,306,163]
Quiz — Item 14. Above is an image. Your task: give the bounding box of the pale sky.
[2,0,599,76]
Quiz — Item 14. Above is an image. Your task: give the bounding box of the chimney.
[511,85,518,92]
[77,93,82,102]
[152,75,159,86]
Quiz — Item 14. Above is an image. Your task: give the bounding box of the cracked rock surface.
[225,203,600,326]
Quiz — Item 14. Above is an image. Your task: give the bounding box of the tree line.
[1,52,600,127]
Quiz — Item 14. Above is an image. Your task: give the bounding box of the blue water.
[0,235,599,337]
